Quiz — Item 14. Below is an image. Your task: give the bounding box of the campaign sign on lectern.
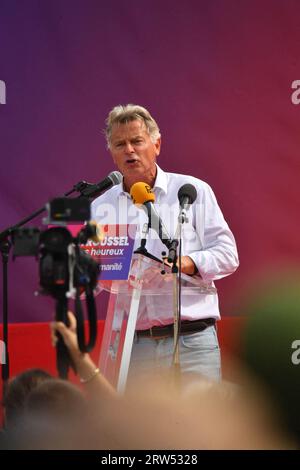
[80,224,137,281]
[67,223,137,281]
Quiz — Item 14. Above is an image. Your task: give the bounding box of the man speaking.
[92,104,239,382]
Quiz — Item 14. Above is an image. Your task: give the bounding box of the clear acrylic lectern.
[98,253,216,393]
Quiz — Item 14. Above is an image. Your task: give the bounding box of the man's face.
[109,119,161,187]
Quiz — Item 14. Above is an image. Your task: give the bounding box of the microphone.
[79,171,123,198]
[167,183,197,263]
[130,182,172,248]
[178,183,197,210]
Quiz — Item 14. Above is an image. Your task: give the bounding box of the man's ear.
[154,137,161,157]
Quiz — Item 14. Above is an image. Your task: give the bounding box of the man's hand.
[163,255,198,276]
[180,256,198,275]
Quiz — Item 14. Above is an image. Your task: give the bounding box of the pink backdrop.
[1,0,299,322]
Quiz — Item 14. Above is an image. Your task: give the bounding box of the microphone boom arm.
[144,202,172,250]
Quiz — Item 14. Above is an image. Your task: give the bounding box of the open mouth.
[126,158,138,164]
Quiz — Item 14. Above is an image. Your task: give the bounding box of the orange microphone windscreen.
[130,182,155,204]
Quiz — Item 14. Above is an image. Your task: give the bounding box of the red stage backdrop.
[1,0,300,323]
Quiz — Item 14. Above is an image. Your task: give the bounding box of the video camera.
[11,197,100,378]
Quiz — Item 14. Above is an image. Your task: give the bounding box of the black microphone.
[79,171,123,198]
[178,183,197,210]
[167,183,197,263]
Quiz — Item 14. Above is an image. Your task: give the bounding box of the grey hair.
[105,104,161,149]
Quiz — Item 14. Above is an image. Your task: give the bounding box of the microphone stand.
[134,208,166,264]
[134,222,150,257]
[0,179,93,392]
[169,206,189,379]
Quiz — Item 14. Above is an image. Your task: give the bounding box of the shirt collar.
[118,163,168,198]
[153,164,168,195]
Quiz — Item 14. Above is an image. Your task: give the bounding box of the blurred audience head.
[5,378,90,449]
[2,368,53,429]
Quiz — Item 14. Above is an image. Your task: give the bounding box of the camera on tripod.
[12,197,99,299]
[11,197,100,377]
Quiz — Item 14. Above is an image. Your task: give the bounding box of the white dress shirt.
[92,164,239,328]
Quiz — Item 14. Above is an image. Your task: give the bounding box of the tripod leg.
[1,237,11,398]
